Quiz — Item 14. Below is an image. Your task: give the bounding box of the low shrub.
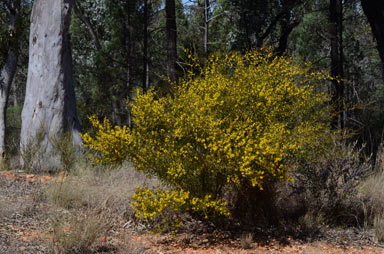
[291,142,372,225]
[82,49,336,225]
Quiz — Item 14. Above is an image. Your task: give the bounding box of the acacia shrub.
[82,49,334,223]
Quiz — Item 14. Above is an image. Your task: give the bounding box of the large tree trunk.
[20,0,81,171]
[0,0,20,162]
[165,0,178,83]
[361,0,384,72]
[330,0,345,129]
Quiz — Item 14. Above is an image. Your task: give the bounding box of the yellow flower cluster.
[80,116,133,164]
[82,49,334,222]
[131,187,229,221]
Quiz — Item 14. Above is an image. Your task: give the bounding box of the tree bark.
[165,0,178,83]
[0,0,20,162]
[361,0,384,73]
[20,0,81,171]
[330,0,345,129]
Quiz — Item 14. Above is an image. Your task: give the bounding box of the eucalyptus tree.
[20,0,81,171]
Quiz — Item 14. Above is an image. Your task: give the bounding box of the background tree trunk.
[143,0,149,92]
[361,0,384,73]
[165,0,178,83]
[20,0,81,171]
[0,0,20,162]
[330,0,345,129]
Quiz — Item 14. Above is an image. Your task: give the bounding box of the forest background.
[2,0,384,252]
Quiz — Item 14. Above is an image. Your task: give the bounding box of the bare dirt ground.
[1,170,384,254]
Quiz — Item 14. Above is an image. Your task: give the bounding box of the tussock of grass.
[361,147,384,217]
[361,145,384,241]
[45,161,159,252]
[49,213,107,254]
[0,199,9,219]
[46,162,158,217]
[240,233,253,249]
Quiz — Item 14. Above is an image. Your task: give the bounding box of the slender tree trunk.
[143,0,149,91]
[276,0,300,56]
[20,0,81,171]
[73,0,101,50]
[203,0,210,58]
[0,51,18,161]
[361,0,384,74]
[330,0,345,129]
[0,0,20,162]
[165,0,178,83]
[124,1,133,128]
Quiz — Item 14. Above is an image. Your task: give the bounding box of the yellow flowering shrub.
[82,49,334,223]
[81,116,133,164]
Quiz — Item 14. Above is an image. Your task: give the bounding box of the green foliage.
[83,49,335,225]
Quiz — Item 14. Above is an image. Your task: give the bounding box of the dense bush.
[82,49,335,223]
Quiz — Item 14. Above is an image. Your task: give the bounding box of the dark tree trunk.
[330,0,345,129]
[20,0,81,171]
[276,17,298,55]
[165,0,178,83]
[276,0,300,55]
[73,0,101,50]
[0,0,20,161]
[361,0,384,73]
[143,0,149,92]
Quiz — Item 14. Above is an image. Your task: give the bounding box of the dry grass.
[360,145,384,241]
[240,233,253,249]
[49,212,108,254]
[361,146,384,215]
[45,162,158,216]
[45,161,159,252]
[0,198,9,219]
[373,214,384,243]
